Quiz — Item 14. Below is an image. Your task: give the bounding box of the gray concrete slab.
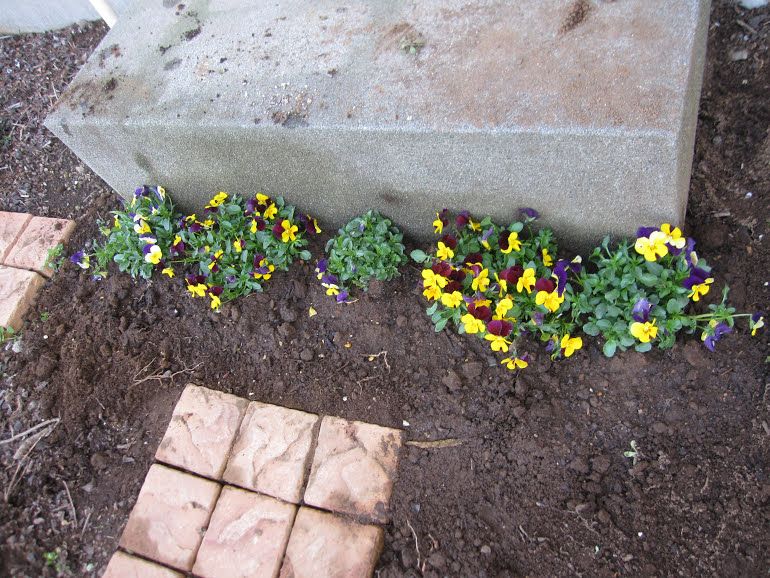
[0,0,134,33]
[45,0,710,247]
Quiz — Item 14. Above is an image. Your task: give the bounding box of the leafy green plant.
[44,243,64,273]
[40,311,50,322]
[0,326,19,344]
[316,211,407,303]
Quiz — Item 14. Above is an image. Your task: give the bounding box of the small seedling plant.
[411,209,584,371]
[316,210,407,303]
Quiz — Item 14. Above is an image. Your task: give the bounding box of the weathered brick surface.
[4,216,74,277]
[119,464,220,571]
[156,384,247,478]
[223,402,318,503]
[102,551,184,578]
[0,212,31,262]
[279,507,383,578]
[193,486,296,578]
[0,266,45,330]
[304,417,402,523]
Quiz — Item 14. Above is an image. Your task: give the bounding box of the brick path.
[0,212,75,330]
[105,384,404,578]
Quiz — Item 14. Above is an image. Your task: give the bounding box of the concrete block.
[45,0,711,248]
[4,216,75,277]
[0,266,45,331]
[0,0,134,34]
[102,551,184,578]
[0,212,32,263]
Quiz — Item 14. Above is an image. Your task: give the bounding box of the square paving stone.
[193,486,297,578]
[156,384,248,479]
[0,266,45,331]
[223,402,318,503]
[279,507,383,578]
[4,215,74,277]
[119,464,221,572]
[0,212,31,262]
[304,417,402,523]
[102,551,184,578]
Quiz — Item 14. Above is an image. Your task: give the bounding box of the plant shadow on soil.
[1,2,770,576]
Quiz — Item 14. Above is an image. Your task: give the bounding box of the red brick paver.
[279,507,384,578]
[304,417,402,523]
[156,384,248,478]
[224,402,318,503]
[102,551,184,578]
[193,486,297,578]
[4,215,75,277]
[120,464,220,571]
[0,266,44,331]
[0,212,31,262]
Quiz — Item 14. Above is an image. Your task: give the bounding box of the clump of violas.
[413,209,765,372]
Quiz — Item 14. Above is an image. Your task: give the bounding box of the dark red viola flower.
[272,221,285,239]
[208,285,224,297]
[431,261,453,277]
[456,210,471,229]
[468,303,492,321]
[487,319,513,337]
[464,252,483,265]
[449,269,466,282]
[185,273,206,285]
[445,280,462,293]
[189,222,203,233]
[253,253,266,268]
[499,265,524,284]
[534,278,555,293]
[440,234,457,250]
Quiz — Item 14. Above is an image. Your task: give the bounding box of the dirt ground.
[0,2,769,576]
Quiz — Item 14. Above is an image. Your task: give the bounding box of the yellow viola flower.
[263,203,278,220]
[660,223,686,249]
[560,334,583,357]
[202,218,215,228]
[461,313,485,334]
[207,191,228,208]
[234,239,244,253]
[535,290,564,313]
[472,268,490,292]
[161,267,175,278]
[517,268,536,293]
[542,248,553,267]
[422,269,448,289]
[134,220,151,235]
[630,319,658,343]
[250,219,259,234]
[500,231,522,254]
[635,231,669,261]
[280,220,299,243]
[441,291,463,308]
[185,214,197,223]
[144,245,162,265]
[187,282,207,297]
[469,219,481,232]
[113,215,121,229]
[436,241,454,261]
[256,193,270,204]
[501,357,528,370]
[496,297,513,319]
[495,274,508,297]
[423,285,442,301]
[210,294,221,310]
[157,186,166,199]
[433,213,444,234]
[485,333,511,353]
[688,278,713,302]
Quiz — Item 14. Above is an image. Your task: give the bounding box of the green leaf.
[434,318,448,332]
[426,302,438,316]
[410,249,429,263]
[634,342,652,353]
[583,322,600,336]
[603,341,617,358]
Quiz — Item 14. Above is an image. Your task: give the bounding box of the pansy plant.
[72,185,180,280]
[412,208,582,370]
[317,210,407,303]
[172,192,315,309]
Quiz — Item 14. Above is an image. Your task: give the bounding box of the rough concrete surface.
[45,0,711,247]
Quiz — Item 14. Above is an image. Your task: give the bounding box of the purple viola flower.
[531,312,545,326]
[321,273,339,286]
[545,338,557,353]
[519,207,540,220]
[552,260,569,296]
[683,266,710,290]
[225,275,237,284]
[456,210,470,228]
[636,226,657,239]
[171,239,185,256]
[632,298,652,322]
[336,289,349,303]
[189,221,203,233]
[703,322,732,352]
[134,186,146,198]
[70,250,89,269]
[481,226,494,243]
[315,258,328,278]
[245,197,259,215]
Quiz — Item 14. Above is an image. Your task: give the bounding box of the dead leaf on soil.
[406,438,463,449]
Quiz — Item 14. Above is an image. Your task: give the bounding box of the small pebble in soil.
[300,348,313,362]
[480,545,491,555]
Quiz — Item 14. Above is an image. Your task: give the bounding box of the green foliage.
[321,211,407,300]
[0,326,18,344]
[43,243,64,273]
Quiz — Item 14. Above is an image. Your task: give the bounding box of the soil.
[0,3,769,577]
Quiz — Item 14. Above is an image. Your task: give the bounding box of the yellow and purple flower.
[501,354,529,370]
[519,207,539,220]
[298,214,321,235]
[634,230,669,262]
[471,267,490,293]
[480,227,495,250]
[433,209,449,234]
[171,235,185,256]
[143,244,162,265]
[632,298,652,322]
[499,231,522,254]
[436,241,454,261]
[208,285,223,310]
[560,334,583,357]
[630,319,658,343]
[70,250,90,269]
[461,313,486,334]
[315,258,328,280]
[272,219,299,243]
[683,267,714,302]
[484,319,513,352]
[750,312,765,337]
[701,320,731,351]
[516,268,536,293]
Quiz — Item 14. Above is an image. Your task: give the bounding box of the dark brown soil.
[1,3,769,577]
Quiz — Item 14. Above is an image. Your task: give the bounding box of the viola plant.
[572,224,763,356]
[170,192,316,310]
[71,185,180,280]
[317,210,407,303]
[411,209,583,371]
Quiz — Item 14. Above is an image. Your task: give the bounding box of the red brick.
[119,464,220,571]
[0,212,31,262]
[4,215,74,277]
[304,417,402,522]
[279,507,383,578]
[0,266,45,331]
[193,486,296,578]
[102,551,184,578]
[156,384,248,479]
[223,402,318,503]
